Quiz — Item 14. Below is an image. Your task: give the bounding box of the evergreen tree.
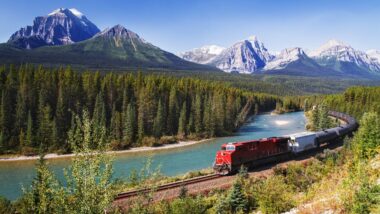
[178,102,187,138]
[153,99,165,138]
[123,103,136,147]
[194,94,203,134]
[37,105,53,151]
[318,104,330,130]
[0,132,5,154]
[168,87,178,135]
[25,111,33,147]
[227,179,248,213]
[353,112,380,160]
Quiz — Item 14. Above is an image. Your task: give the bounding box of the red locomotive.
[213,137,290,175]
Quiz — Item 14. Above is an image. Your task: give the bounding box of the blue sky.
[0,0,379,53]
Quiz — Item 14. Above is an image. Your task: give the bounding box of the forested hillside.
[0,65,278,155]
[323,86,380,119]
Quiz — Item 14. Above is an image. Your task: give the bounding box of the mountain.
[263,47,338,76]
[0,25,218,71]
[309,40,380,75]
[208,36,273,74]
[178,45,225,64]
[8,8,100,49]
[366,49,380,64]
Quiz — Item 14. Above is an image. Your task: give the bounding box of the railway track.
[115,173,221,200]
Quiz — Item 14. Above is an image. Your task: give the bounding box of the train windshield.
[226,145,235,151]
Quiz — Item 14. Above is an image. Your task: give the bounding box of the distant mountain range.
[1,8,380,78]
[0,8,218,71]
[180,37,380,78]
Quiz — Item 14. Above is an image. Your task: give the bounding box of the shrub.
[159,136,177,145]
[141,137,159,147]
[0,196,13,214]
[20,146,37,156]
[255,175,295,214]
[349,183,380,214]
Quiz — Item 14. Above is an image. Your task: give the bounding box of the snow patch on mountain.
[264,47,306,70]
[310,39,380,73]
[8,8,100,49]
[179,45,225,64]
[367,49,380,63]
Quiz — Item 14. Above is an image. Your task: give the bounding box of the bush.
[141,137,159,147]
[20,146,37,156]
[0,196,13,214]
[349,183,380,214]
[255,176,295,214]
[159,136,177,145]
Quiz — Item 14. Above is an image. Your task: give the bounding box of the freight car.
[213,111,358,175]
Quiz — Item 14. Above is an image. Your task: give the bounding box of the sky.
[0,0,379,53]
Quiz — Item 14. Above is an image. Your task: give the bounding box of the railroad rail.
[115,173,221,200]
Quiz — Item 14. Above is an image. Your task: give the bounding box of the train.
[213,111,359,175]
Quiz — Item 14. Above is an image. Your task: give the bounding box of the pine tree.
[194,94,203,134]
[318,104,330,130]
[26,111,33,147]
[168,87,178,135]
[178,102,187,138]
[153,99,164,138]
[37,105,53,151]
[353,112,380,160]
[123,103,136,147]
[0,132,5,154]
[227,179,248,213]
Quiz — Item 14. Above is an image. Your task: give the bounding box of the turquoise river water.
[0,111,306,200]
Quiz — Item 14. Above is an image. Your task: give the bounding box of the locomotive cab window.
[226,145,235,151]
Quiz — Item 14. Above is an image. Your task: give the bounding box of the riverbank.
[0,139,212,162]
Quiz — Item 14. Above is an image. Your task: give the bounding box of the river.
[0,111,306,200]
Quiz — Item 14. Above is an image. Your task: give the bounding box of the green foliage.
[64,110,115,213]
[323,86,380,119]
[178,185,188,199]
[350,182,380,214]
[309,103,336,131]
[0,196,14,214]
[17,156,64,214]
[254,176,295,214]
[0,66,278,154]
[352,112,380,160]
[227,180,248,213]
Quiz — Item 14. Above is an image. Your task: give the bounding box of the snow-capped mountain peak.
[68,8,84,18]
[209,36,273,74]
[178,45,225,64]
[200,45,225,55]
[366,49,380,63]
[47,8,84,18]
[264,47,307,70]
[247,35,259,42]
[309,40,380,73]
[8,8,100,49]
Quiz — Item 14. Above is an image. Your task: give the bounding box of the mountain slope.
[262,47,337,76]
[208,36,273,74]
[367,49,380,64]
[309,40,380,76]
[178,45,225,64]
[8,8,100,49]
[0,25,218,71]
